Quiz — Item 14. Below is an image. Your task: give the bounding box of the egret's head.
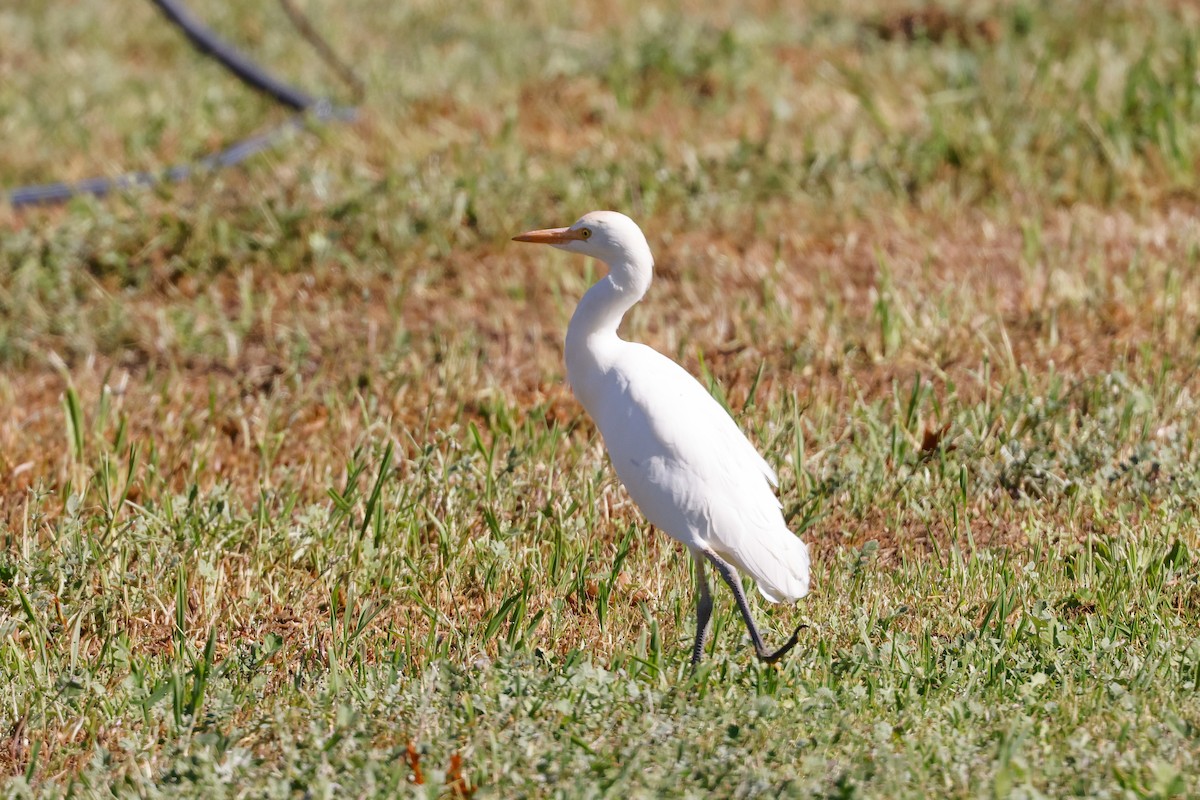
[513,211,653,284]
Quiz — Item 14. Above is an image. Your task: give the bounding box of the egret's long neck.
[565,258,651,382]
[567,276,635,339]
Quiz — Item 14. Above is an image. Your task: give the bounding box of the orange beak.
[512,226,587,244]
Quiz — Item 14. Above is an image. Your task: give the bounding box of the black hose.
[148,0,315,110]
[6,0,357,209]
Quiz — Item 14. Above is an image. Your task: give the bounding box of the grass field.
[3,0,1200,795]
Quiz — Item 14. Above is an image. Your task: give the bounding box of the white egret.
[514,211,810,664]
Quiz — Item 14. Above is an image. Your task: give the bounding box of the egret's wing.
[592,344,810,603]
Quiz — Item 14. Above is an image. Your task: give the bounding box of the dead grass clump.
[871,7,1003,47]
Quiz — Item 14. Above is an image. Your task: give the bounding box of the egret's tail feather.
[729,530,810,604]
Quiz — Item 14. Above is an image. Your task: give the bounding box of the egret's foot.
[754,624,806,664]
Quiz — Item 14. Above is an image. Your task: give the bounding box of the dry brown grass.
[6,198,1197,539]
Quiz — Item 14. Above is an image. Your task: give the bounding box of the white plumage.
[514,210,809,664]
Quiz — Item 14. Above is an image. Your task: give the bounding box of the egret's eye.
[580,228,592,239]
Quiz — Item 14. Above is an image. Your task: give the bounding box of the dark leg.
[691,550,714,666]
[704,550,803,664]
